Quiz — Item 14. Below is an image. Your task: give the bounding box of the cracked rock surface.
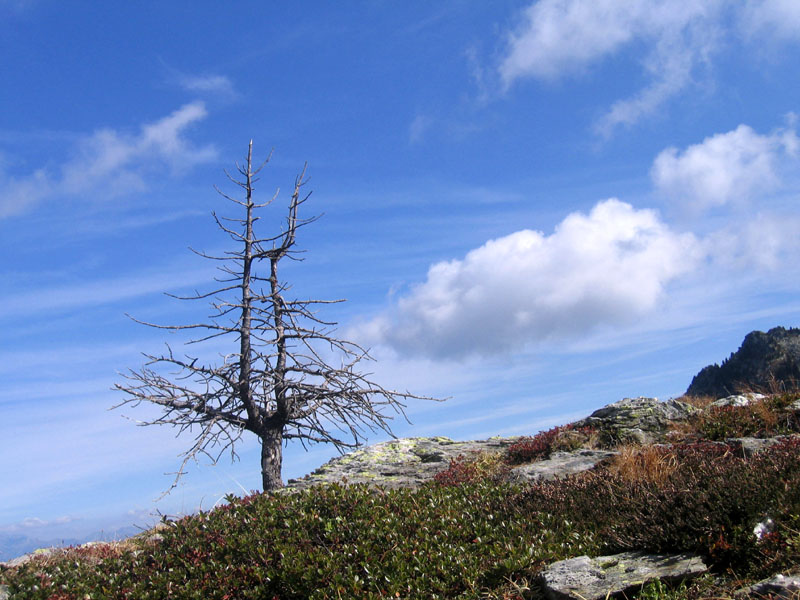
[539,551,708,600]
[573,397,699,445]
[509,449,618,482]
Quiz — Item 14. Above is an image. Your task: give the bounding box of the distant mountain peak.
[686,326,800,397]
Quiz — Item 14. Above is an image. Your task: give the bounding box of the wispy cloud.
[0,261,213,320]
[594,25,706,136]
[492,1,800,134]
[0,102,216,218]
[177,73,237,97]
[409,114,433,144]
[704,212,800,272]
[740,0,800,41]
[497,0,722,134]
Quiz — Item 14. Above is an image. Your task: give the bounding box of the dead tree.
[115,142,437,492]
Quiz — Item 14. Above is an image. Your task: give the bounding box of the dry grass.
[675,394,717,410]
[552,427,604,452]
[605,444,680,486]
[752,396,782,430]
[741,376,800,397]
[470,450,509,479]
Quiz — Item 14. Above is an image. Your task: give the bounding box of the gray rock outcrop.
[710,392,766,408]
[573,397,699,445]
[539,551,708,600]
[509,449,617,482]
[687,327,800,397]
[285,397,705,491]
[286,436,520,491]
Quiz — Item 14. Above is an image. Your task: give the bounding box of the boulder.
[538,551,707,600]
[710,392,765,408]
[509,449,617,482]
[686,327,800,397]
[0,585,8,600]
[735,572,800,599]
[729,436,785,457]
[573,397,699,445]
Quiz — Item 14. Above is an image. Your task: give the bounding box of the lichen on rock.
[539,551,708,600]
[573,397,699,445]
[286,436,520,491]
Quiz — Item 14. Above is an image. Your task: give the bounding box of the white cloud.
[498,0,721,133]
[0,102,216,218]
[16,516,77,529]
[356,199,701,359]
[500,0,642,83]
[651,123,800,210]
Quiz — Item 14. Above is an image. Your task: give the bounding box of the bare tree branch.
[115,142,441,493]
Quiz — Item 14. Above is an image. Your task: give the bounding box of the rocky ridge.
[285,396,697,491]
[687,326,800,398]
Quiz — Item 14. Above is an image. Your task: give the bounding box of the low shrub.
[697,396,800,441]
[516,439,800,577]
[505,425,596,465]
[433,451,510,487]
[1,481,586,600]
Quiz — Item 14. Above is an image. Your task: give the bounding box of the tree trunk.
[261,426,284,491]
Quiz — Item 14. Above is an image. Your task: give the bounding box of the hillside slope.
[3,391,800,599]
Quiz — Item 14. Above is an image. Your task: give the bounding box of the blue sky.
[2,0,800,555]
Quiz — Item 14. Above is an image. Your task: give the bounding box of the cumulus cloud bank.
[652,122,800,210]
[357,199,701,359]
[0,102,216,218]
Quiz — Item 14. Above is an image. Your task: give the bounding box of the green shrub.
[2,481,591,600]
